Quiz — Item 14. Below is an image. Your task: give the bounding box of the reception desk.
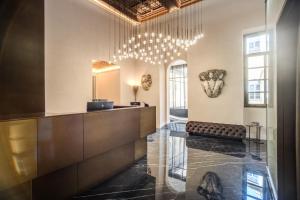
[0,106,156,200]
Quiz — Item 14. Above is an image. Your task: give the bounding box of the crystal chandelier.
[106,1,204,65]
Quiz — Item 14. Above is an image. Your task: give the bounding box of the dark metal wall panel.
[0,0,45,119]
[32,165,78,200]
[78,142,135,192]
[83,109,140,159]
[37,115,84,177]
[140,107,156,138]
[277,0,300,199]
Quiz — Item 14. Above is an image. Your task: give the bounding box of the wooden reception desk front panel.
[0,106,156,200]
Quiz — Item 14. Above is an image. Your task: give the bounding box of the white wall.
[119,59,136,105]
[187,0,265,126]
[135,60,166,128]
[45,0,104,113]
[45,0,266,131]
[45,0,136,113]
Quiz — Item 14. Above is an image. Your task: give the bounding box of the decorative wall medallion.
[141,74,152,91]
[199,69,226,98]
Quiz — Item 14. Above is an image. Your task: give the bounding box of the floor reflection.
[168,135,187,181]
[73,127,273,200]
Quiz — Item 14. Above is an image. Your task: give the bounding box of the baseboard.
[266,166,278,200]
[159,123,168,129]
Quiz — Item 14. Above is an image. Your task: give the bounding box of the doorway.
[168,60,188,130]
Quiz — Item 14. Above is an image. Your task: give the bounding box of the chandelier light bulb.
[109,2,205,65]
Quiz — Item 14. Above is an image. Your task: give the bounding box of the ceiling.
[102,0,202,22]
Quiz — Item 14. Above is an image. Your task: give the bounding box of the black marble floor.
[73,127,273,200]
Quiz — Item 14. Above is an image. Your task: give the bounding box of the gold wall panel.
[0,119,37,199]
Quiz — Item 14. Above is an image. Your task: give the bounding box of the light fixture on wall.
[97,0,205,65]
[128,80,140,105]
[92,60,120,74]
[92,65,120,74]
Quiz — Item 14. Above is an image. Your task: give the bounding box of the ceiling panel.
[101,0,202,22]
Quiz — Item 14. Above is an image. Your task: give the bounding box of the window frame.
[169,64,188,109]
[244,31,272,108]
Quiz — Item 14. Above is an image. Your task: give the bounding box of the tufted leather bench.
[186,121,246,141]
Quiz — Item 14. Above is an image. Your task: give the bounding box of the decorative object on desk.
[199,69,226,98]
[143,102,149,107]
[133,85,139,102]
[128,80,141,106]
[141,74,152,91]
[130,102,141,106]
